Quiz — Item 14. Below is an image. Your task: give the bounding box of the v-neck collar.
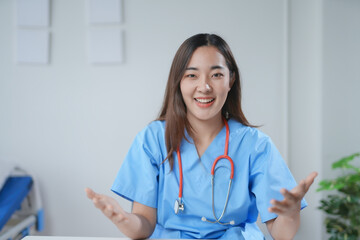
[181,121,228,160]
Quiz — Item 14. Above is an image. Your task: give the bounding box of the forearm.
[269,213,300,240]
[115,212,155,239]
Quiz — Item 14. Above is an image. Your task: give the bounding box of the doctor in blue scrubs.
[86,33,317,239]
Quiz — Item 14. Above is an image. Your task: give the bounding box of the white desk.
[23,237,128,240]
[23,237,188,240]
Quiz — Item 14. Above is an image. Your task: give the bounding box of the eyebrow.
[185,65,225,71]
[211,65,225,70]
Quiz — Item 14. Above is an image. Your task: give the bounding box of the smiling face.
[180,46,232,124]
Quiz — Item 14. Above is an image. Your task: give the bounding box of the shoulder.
[138,120,166,138]
[228,119,271,149]
[132,120,167,159]
[229,120,284,174]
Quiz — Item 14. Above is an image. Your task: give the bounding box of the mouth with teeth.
[194,97,215,108]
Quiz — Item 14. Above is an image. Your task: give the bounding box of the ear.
[229,71,235,89]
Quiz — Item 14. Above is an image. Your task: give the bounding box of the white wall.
[288,1,323,239]
[288,1,360,239]
[1,0,358,239]
[323,0,360,171]
[322,1,360,238]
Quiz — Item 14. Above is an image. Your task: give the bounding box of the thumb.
[304,171,318,191]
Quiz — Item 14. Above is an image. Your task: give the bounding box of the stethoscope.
[174,118,235,225]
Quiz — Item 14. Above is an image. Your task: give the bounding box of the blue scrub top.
[111,119,307,239]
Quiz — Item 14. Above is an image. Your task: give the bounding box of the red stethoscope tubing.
[176,148,184,198]
[176,118,234,199]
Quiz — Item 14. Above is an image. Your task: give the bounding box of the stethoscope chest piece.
[174,199,184,214]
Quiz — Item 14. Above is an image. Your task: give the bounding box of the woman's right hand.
[85,187,129,225]
[85,187,156,239]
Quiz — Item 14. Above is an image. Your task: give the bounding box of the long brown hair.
[157,33,253,169]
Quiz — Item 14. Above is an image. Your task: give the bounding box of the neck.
[188,115,224,144]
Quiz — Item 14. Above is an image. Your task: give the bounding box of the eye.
[212,73,224,78]
[185,74,196,79]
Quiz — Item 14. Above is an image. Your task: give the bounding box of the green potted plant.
[317,152,360,240]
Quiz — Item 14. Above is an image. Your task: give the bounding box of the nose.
[197,77,212,93]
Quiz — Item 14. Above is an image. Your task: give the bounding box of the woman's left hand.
[268,171,318,217]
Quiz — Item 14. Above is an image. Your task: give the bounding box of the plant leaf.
[332,153,360,171]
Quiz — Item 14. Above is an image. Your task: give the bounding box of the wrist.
[280,211,300,222]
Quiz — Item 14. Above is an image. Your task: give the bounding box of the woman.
[86,33,317,239]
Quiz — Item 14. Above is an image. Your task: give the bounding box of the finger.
[268,206,285,215]
[97,197,122,214]
[304,171,318,191]
[111,210,128,224]
[112,213,126,224]
[96,196,115,209]
[288,183,306,201]
[299,180,307,192]
[103,204,116,218]
[270,199,289,211]
[106,206,127,223]
[85,188,98,200]
[280,188,297,202]
[92,197,106,209]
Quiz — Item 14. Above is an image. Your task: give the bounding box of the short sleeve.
[249,137,307,223]
[111,129,160,209]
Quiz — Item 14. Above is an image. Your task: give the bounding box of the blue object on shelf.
[0,176,33,231]
[36,208,44,231]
